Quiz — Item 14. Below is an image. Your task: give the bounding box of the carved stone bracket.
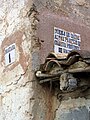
[35,50,90,93]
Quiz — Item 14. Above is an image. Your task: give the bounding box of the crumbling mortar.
[27,4,39,17]
[27,4,42,52]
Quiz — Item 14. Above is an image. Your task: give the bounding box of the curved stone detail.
[36,50,90,93]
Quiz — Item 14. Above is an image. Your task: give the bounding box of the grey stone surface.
[59,106,90,120]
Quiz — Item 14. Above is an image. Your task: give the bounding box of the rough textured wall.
[34,0,90,63]
[32,0,90,120]
[0,0,35,120]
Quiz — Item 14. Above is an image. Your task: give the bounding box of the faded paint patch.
[1,30,29,72]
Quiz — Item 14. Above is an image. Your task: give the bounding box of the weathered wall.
[0,0,35,120]
[32,0,90,120]
[0,0,90,120]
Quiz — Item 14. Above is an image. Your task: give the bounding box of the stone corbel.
[35,50,90,93]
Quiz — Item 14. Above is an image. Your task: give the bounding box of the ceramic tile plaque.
[5,43,15,66]
[54,27,81,54]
